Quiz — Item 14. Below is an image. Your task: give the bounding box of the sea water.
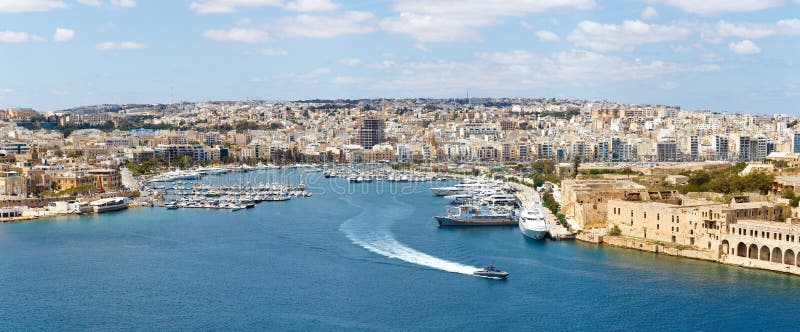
[0,169,798,330]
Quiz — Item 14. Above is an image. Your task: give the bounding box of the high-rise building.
[690,135,699,161]
[755,135,770,161]
[656,141,678,162]
[357,118,385,149]
[618,143,637,162]
[537,142,553,159]
[738,136,752,161]
[794,133,800,153]
[597,141,610,161]
[715,136,729,160]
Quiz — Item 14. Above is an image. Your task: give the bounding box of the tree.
[572,156,581,177]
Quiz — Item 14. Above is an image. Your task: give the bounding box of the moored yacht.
[518,206,548,240]
[90,197,130,213]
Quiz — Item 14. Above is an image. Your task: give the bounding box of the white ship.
[90,197,130,213]
[519,206,548,240]
[430,179,505,196]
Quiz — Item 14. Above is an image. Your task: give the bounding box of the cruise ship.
[90,197,130,213]
[435,205,517,226]
[518,206,548,240]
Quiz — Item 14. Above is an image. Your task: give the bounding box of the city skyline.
[0,0,799,113]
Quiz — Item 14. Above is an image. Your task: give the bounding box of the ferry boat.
[434,205,517,226]
[90,197,130,213]
[518,206,548,240]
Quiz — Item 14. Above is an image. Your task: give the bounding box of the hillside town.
[1,99,800,275]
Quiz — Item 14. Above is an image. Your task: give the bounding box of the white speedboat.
[519,206,548,240]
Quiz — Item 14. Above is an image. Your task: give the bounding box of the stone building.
[52,171,94,191]
[606,193,800,274]
[0,171,27,197]
[560,179,647,229]
[87,169,122,192]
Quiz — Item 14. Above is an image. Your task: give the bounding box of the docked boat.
[90,197,130,213]
[443,193,474,205]
[518,206,548,240]
[435,205,517,226]
[482,193,519,207]
[473,265,509,279]
[430,186,462,196]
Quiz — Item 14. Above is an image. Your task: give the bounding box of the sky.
[0,0,798,114]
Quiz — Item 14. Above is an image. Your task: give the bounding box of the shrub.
[609,225,622,236]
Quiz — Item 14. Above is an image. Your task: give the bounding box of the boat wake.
[340,197,478,276]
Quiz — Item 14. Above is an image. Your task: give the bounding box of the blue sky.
[0,0,798,114]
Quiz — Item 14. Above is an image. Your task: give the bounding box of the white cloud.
[257,48,288,55]
[380,12,488,42]
[714,18,800,40]
[0,0,67,12]
[535,30,560,42]
[414,42,431,52]
[362,49,698,95]
[204,11,375,43]
[640,6,658,19]
[777,18,800,34]
[0,30,41,43]
[332,76,364,84]
[0,87,12,95]
[662,81,679,89]
[716,20,776,38]
[274,11,376,38]
[567,20,692,52]
[339,58,362,66]
[189,0,282,14]
[77,0,136,8]
[380,0,595,42]
[284,0,338,12]
[96,41,147,50]
[204,28,270,43]
[281,67,331,84]
[520,22,534,30]
[110,0,135,7]
[206,11,375,42]
[78,0,101,6]
[728,39,761,54]
[53,28,75,42]
[647,0,784,14]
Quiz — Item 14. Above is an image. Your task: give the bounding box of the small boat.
[473,265,509,279]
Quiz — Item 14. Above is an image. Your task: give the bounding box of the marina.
[145,168,313,211]
[324,166,455,183]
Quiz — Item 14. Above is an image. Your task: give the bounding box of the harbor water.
[1,169,798,330]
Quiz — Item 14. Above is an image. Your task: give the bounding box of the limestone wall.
[602,236,717,261]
